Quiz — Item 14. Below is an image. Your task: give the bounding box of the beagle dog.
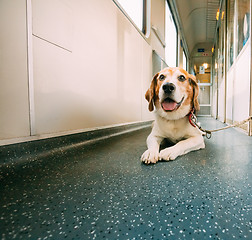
[141,67,205,164]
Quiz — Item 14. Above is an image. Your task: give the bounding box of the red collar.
[188,109,196,127]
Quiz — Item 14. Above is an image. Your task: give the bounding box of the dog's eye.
[178,75,186,82]
[159,74,165,80]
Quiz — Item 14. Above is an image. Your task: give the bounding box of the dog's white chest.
[155,117,191,142]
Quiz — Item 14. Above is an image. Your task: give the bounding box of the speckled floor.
[0,117,252,240]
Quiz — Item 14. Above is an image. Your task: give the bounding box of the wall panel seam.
[26,0,36,136]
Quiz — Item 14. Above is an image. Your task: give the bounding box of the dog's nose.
[162,83,176,94]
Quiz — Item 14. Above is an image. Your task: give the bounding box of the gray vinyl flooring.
[0,117,251,239]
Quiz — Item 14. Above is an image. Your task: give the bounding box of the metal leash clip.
[189,111,212,139]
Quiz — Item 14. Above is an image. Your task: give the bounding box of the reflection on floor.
[0,117,252,239]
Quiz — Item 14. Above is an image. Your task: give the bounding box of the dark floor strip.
[0,121,152,168]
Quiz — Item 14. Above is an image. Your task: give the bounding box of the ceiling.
[174,0,220,54]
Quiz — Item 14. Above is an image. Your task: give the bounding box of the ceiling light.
[222,11,225,19]
[216,9,220,21]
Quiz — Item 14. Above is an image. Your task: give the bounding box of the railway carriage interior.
[0,0,252,239]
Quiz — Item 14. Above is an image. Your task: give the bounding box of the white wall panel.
[233,43,250,123]
[212,90,217,118]
[0,0,162,142]
[212,72,218,118]
[32,0,73,51]
[32,0,154,135]
[217,78,225,122]
[0,0,30,139]
[226,67,234,122]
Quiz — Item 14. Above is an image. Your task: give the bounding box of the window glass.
[165,2,177,67]
[227,0,235,69]
[237,0,250,55]
[219,1,226,81]
[116,0,144,32]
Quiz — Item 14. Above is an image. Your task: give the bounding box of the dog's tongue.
[162,99,177,111]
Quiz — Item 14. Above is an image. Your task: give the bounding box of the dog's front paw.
[159,146,181,161]
[141,149,159,164]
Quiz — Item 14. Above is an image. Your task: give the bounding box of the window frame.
[113,0,150,37]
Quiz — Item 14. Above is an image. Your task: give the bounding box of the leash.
[188,110,252,139]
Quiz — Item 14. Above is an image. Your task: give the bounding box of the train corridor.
[1,0,252,239]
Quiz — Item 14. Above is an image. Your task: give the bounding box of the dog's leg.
[159,135,205,161]
[141,133,163,164]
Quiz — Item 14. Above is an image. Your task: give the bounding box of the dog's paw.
[141,149,159,164]
[159,146,181,161]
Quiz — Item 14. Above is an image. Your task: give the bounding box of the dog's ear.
[145,73,158,112]
[189,74,200,112]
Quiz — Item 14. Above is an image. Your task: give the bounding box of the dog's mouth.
[161,96,184,112]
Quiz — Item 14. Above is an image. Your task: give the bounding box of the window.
[227,0,235,69]
[227,0,250,69]
[219,0,226,80]
[237,0,250,55]
[165,2,177,67]
[116,0,146,33]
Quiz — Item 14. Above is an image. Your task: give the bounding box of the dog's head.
[145,67,200,120]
